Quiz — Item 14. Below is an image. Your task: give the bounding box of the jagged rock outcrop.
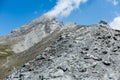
[0,16,77,53]
[5,24,120,80]
[9,16,78,53]
[10,16,64,53]
[0,15,78,79]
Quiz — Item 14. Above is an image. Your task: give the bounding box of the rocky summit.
[0,16,120,80]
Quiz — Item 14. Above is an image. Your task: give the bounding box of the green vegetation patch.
[0,44,14,60]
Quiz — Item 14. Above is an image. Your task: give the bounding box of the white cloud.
[45,0,87,18]
[110,16,120,30]
[107,0,119,6]
[113,0,119,5]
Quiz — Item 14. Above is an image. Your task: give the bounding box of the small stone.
[112,48,118,52]
[107,36,111,39]
[35,57,45,61]
[92,56,102,61]
[22,64,26,67]
[115,34,120,36]
[19,74,24,78]
[39,75,44,80]
[102,61,111,66]
[80,51,87,54]
[93,48,98,51]
[82,47,89,51]
[97,37,102,39]
[79,68,87,72]
[102,51,108,54]
[28,68,33,71]
[99,20,108,25]
[84,55,91,59]
[69,44,73,48]
[113,37,117,40]
[57,65,68,72]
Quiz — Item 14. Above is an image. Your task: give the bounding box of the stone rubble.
[5,24,120,80]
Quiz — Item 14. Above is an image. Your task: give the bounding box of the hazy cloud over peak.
[110,16,120,30]
[107,0,119,6]
[45,0,87,18]
[112,0,119,5]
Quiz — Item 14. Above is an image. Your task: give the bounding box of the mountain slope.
[0,15,76,79]
[4,16,64,53]
[5,24,120,80]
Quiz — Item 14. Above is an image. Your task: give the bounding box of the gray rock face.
[5,24,120,80]
[0,16,77,53]
[8,16,64,53]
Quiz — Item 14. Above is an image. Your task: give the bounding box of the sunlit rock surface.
[5,23,120,80]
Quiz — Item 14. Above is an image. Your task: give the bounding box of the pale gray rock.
[63,22,77,28]
[5,23,120,80]
[8,15,64,53]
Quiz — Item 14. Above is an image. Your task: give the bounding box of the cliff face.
[1,16,73,53]
[8,16,64,53]
[4,22,120,80]
[0,15,120,80]
[0,15,77,79]
[9,16,77,53]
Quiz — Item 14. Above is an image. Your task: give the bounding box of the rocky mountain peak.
[7,15,65,53]
[1,15,120,80]
[4,23,120,80]
[8,15,61,38]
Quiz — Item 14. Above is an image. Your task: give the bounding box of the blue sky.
[0,0,120,36]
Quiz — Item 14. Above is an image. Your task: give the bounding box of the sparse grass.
[0,44,14,60]
[0,29,64,79]
[0,44,15,80]
[0,27,81,80]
